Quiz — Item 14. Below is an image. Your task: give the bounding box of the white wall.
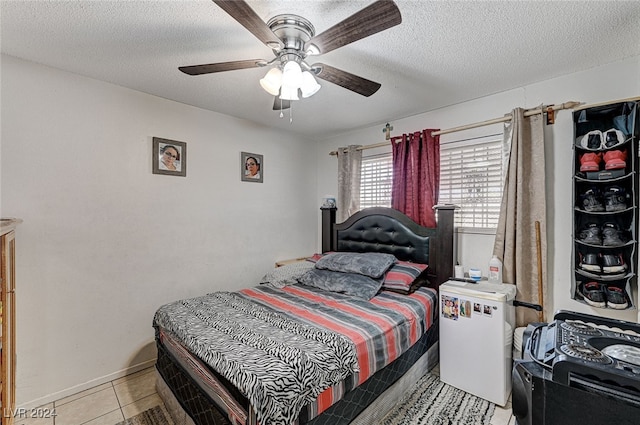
[0,55,319,407]
[316,55,640,324]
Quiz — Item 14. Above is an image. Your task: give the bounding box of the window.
[360,153,392,208]
[439,135,504,228]
[359,135,504,229]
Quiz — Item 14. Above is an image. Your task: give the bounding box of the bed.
[154,206,455,425]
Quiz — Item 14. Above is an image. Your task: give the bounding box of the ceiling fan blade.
[213,0,280,47]
[273,96,291,111]
[312,63,381,97]
[179,60,263,75]
[306,0,401,54]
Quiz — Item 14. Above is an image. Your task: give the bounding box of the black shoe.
[579,131,603,150]
[578,223,602,245]
[605,285,628,309]
[603,128,625,149]
[602,222,626,246]
[579,252,601,273]
[601,253,627,274]
[603,186,628,212]
[580,188,605,212]
[582,282,606,308]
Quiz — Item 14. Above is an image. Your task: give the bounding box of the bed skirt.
[155,320,439,425]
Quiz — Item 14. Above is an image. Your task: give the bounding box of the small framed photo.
[153,137,186,177]
[241,152,263,183]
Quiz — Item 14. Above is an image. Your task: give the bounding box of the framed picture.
[153,137,186,177]
[241,152,263,183]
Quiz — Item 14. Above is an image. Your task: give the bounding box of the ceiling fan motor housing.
[267,14,315,65]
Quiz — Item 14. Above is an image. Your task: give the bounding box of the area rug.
[381,373,495,425]
[115,406,172,425]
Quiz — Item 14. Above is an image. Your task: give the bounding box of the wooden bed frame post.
[248,407,258,425]
[434,205,456,286]
[321,206,337,252]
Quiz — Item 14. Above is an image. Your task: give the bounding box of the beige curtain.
[493,108,547,327]
[337,145,362,222]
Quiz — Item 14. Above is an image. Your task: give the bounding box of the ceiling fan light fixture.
[300,70,321,98]
[281,60,303,88]
[280,85,299,101]
[259,67,283,96]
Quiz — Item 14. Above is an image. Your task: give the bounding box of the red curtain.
[391,129,440,228]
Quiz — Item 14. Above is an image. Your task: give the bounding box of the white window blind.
[358,136,504,228]
[439,136,504,228]
[360,153,393,208]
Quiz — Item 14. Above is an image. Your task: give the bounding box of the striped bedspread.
[154,285,437,425]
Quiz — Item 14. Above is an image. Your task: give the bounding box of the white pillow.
[260,261,315,288]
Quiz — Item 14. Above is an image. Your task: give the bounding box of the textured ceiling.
[2,1,640,140]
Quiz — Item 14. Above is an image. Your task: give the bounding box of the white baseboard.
[18,358,157,410]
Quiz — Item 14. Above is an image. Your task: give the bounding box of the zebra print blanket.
[153,291,359,425]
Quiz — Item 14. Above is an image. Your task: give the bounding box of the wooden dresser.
[1,219,20,425]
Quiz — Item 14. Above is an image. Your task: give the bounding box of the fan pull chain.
[276,98,293,123]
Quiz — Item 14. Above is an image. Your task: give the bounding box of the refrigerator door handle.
[513,300,542,311]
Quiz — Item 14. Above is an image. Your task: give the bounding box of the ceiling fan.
[179,0,402,111]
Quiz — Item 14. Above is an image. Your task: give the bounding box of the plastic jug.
[488,255,503,283]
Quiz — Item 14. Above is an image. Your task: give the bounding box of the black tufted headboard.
[321,206,455,286]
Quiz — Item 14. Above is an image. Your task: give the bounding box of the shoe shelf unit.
[572,101,639,311]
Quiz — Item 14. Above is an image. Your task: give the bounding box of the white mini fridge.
[439,280,516,406]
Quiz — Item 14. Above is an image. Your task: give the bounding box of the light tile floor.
[19,365,514,425]
[18,367,170,425]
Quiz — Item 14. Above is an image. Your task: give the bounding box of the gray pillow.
[260,261,315,288]
[314,252,397,278]
[299,269,384,300]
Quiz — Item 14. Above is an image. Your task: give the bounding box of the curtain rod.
[329,101,581,156]
[572,95,640,112]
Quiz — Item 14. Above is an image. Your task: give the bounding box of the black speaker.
[512,360,640,425]
[512,360,543,425]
